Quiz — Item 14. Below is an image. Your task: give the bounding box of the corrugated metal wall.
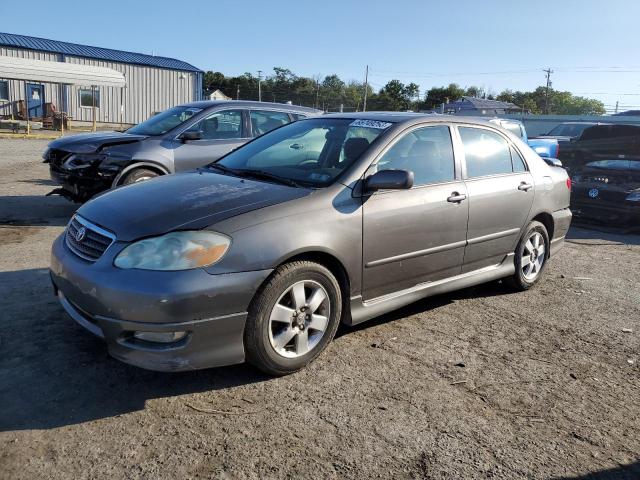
[0,46,201,125]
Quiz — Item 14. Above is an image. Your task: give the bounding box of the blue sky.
[5,0,640,111]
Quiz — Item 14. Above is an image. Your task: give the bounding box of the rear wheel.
[120,168,159,185]
[507,221,550,291]
[244,261,342,376]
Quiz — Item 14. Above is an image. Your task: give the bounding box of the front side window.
[126,106,203,135]
[376,125,455,186]
[251,110,291,136]
[459,127,513,178]
[188,110,244,139]
[79,88,100,108]
[216,118,390,187]
[0,80,8,101]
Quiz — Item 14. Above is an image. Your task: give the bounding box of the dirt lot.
[0,138,638,480]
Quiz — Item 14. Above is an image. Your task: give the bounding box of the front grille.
[47,148,72,166]
[65,215,115,261]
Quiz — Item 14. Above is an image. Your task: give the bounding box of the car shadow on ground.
[0,195,77,227]
[0,267,271,432]
[567,224,640,246]
[554,461,640,480]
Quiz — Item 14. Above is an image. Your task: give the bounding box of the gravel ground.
[0,138,638,480]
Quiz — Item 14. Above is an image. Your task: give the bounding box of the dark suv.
[44,101,321,201]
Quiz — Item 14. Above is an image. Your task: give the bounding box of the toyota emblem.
[75,226,87,242]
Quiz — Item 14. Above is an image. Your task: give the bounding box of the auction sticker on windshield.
[349,119,393,130]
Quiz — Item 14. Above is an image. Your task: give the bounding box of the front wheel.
[120,168,159,185]
[244,261,342,376]
[507,220,550,291]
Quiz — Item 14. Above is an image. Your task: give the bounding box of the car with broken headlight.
[50,113,572,375]
[43,100,321,202]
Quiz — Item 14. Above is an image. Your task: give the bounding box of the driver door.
[362,125,469,300]
[173,109,250,171]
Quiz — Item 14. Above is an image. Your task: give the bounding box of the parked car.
[50,113,572,375]
[559,124,640,225]
[44,101,322,202]
[488,118,560,160]
[534,122,608,143]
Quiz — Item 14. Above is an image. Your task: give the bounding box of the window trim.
[365,123,461,192]
[0,80,9,101]
[453,124,530,180]
[78,87,100,109]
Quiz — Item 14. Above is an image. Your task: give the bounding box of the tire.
[507,220,550,291]
[120,168,159,185]
[244,261,342,376]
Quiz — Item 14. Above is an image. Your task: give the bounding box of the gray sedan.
[50,113,572,375]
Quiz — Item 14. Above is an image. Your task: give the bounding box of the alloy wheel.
[268,280,330,358]
[522,231,546,281]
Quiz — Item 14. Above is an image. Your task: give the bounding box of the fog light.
[133,331,187,343]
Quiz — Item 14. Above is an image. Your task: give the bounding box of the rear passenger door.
[173,109,250,171]
[250,110,292,137]
[362,124,469,300]
[456,125,535,273]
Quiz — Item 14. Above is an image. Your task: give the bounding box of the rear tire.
[244,261,342,376]
[120,168,159,185]
[507,220,550,291]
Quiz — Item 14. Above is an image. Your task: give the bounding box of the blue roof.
[0,32,202,72]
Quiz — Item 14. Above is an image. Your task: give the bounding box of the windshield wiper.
[206,163,240,176]
[233,169,303,188]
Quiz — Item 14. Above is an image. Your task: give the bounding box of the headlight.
[626,190,640,202]
[63,153,105,170]
[114,231,231,271]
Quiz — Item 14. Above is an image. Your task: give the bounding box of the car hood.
[48,131,147,154]
[77,171,312,241]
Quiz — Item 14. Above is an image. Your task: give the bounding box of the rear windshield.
[216,118,392,187]
[546,123,593,137]
[127,106,203,136]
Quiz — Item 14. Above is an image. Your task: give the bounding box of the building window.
[0,80,8,101]
[79,88,100,108]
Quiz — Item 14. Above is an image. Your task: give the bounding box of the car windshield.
[215,118,392,187]
[127,106,203,136]
[546,123,592,137]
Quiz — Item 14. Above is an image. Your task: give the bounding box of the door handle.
[518,182,533,191]
[447,192,467,203]
[289,143,304,150]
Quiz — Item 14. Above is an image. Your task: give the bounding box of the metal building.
[0,32,202,127]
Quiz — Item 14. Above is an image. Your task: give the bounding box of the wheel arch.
[530,211,554,241]
[265,250,352,324]
[112,161,170,187]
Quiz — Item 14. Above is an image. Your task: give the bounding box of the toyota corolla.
[50,113,572,375]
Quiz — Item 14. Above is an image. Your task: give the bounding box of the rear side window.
[459,127,513,178]
[510,147,527,172]
[187,110,244,139]
[251,110,291,136]
[377,125,455,186]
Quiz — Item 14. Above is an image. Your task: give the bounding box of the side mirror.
[179,130,202,142]
[543,157,563,168]
[365,169,414,192]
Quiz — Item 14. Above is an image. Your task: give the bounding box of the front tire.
[507,220,550,291]
[244,261,342,376]
[120,168,159,185]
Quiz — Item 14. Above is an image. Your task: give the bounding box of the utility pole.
[315,80,320,109]
[236,84,240,100]
[543,67,553,114]
[363,65,369,112]
[615,101,619,114]
[257,70,263,102]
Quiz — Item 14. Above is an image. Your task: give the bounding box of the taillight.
[566,178,571,191]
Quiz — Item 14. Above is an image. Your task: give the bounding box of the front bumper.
[49,163,116,201]
[50,233,272,371]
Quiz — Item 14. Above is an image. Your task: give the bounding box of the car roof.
[179,100,322,114]
[320,112,498,128]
